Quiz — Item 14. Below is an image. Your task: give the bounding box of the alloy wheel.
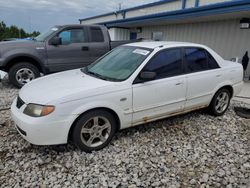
[215,91,230,114]
[80,116,111,148]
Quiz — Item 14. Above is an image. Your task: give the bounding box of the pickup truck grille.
[16,96,25,109]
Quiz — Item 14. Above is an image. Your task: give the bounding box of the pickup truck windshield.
[35,27,59,42]
[82,46,152,81]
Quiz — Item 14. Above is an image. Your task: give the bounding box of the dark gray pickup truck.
[0,24,139,88]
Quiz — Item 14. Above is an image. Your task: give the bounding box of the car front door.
[132,48,187,125]
[183,47,222,110]
[46,27,91,72]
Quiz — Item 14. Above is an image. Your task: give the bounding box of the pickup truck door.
[87,26,110,62]
[132,48,187,125]
[46,27,92,72]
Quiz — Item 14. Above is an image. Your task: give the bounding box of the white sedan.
[11,42,243,152]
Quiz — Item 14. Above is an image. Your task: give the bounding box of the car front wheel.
[9,62,40,88]
[72,110,117,152]
[209,88,231,116]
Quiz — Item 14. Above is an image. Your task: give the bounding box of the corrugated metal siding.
[108,28,130,40]
[199,0,233,6]
[138,19,250,61]
[114,28,130,40]
[126,1,181,18]
[185,0,196,8]
[108,28,116,41]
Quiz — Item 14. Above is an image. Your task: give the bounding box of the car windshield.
[82,46,152,82]
[35,27,59,42]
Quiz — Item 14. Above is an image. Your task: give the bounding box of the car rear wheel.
[72,110,117,152]
[9,62,40,88]
[209,88,231,116]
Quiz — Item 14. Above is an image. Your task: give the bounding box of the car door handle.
[175,82,184,86]
[81,46,89,51]
[216,74,222,77]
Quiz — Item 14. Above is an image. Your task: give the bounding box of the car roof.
[125,41,206,49]
[125,41,228,67]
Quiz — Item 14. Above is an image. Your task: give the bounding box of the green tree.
[0,21,40,41]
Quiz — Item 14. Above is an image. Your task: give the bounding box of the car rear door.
[132,48,187,125]
[46,26,91,72]
[183,47,222,110]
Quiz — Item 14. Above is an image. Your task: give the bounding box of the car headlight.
[23,104,55,117]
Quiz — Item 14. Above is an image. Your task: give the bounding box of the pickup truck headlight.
[23,104,55,117]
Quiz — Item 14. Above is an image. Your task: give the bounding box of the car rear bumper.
[232,81,244,97]
[11,98,75,145]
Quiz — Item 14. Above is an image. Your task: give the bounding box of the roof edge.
[79,0,178,22]
[99,0,250,27]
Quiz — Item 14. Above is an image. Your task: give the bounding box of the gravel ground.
[0,79,250,188]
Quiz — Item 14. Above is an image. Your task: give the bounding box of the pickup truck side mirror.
[50,37,62,45]
[140,71,156,81]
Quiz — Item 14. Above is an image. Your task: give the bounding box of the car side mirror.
[140,71,156,81]
[50,37,62,45]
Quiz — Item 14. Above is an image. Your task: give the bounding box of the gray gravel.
[0,79,250,188]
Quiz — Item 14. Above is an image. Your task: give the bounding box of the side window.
[90,27,104,42]
[207,51,220,69]
[185,48,208,73]
[58,29,85,45]
[143,48,183,80]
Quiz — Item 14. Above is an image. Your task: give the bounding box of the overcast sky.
[0,0,157,33]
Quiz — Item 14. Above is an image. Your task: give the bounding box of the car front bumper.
[0,70,7,81]
[11,98,76,145]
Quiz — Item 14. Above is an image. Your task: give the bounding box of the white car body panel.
[132,74,187,125]
[11,41,243,145]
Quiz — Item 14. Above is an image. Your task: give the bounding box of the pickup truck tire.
[72,110,117,152]
[209,88,231,116]
[9,62,40,88]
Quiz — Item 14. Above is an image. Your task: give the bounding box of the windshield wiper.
[82,68,107,80]
[88,71,107,80]
[82,68,120,82]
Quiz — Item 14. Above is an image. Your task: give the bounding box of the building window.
[130,32,137,40]
[152,32,163,41]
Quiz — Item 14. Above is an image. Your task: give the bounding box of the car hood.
[19,69,114,104]
[0,40,44,54]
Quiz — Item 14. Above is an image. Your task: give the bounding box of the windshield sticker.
[51,27,58,31]
[133,49,150,56]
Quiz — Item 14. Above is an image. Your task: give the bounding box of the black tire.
[8,62,40,88]
[209,88,231,116]
[72,110,117,152]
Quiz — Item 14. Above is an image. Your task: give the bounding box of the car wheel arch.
[220,85,234,98]
[67,107,121,142]
[209,85,234,106]
[5,55,44,73]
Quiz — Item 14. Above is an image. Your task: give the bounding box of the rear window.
[207,52,220,69]
[90,27,104,42]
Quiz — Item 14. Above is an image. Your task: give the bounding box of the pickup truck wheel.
[72,110,117,152]
[209,89,231,116]
[9,62,40,88]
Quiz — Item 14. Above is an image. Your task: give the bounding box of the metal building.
[79,0,250,78]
